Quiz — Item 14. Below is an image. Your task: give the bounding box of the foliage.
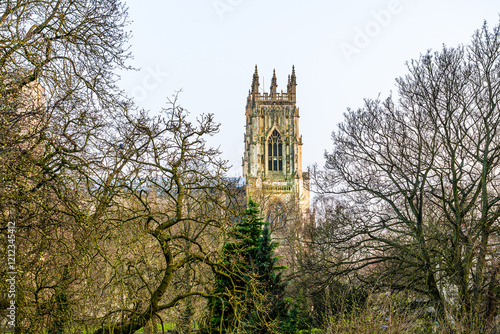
[5,1,500,332]
[281,290,313,334]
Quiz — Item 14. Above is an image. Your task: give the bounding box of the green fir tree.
[204,199,264,333]
[204,200,291,333]
[252,224,288,333]
[281,289,313,334]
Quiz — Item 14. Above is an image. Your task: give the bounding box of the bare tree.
[0,2,241,333]
[0,1,132,332]
[84,99,238,334]
[311,21,500,329]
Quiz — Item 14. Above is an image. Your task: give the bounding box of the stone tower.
[242,66,310,228]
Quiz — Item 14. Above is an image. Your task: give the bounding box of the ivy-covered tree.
[205,199,264,333]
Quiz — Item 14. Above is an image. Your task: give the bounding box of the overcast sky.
[117,0,500,177]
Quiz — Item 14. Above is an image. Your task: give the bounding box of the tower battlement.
[246,65,297,110]
[252,92,293,102]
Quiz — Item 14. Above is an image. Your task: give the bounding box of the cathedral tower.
[242,66,310,226]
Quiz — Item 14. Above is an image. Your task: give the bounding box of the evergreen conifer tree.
[205,199,264,333]
[281,289,312,334]
[204,200,290,333]
[253,224,288,333]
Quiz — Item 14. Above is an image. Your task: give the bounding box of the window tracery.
[268,129,283,172]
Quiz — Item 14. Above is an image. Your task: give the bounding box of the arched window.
[268,129,283,172]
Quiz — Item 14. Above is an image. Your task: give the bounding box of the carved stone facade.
[242,66,310,227]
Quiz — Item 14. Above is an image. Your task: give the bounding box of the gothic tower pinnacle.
[251,65,259,98]
[270,69,277,99]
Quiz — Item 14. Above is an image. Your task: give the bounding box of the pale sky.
[118,0,500,177]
